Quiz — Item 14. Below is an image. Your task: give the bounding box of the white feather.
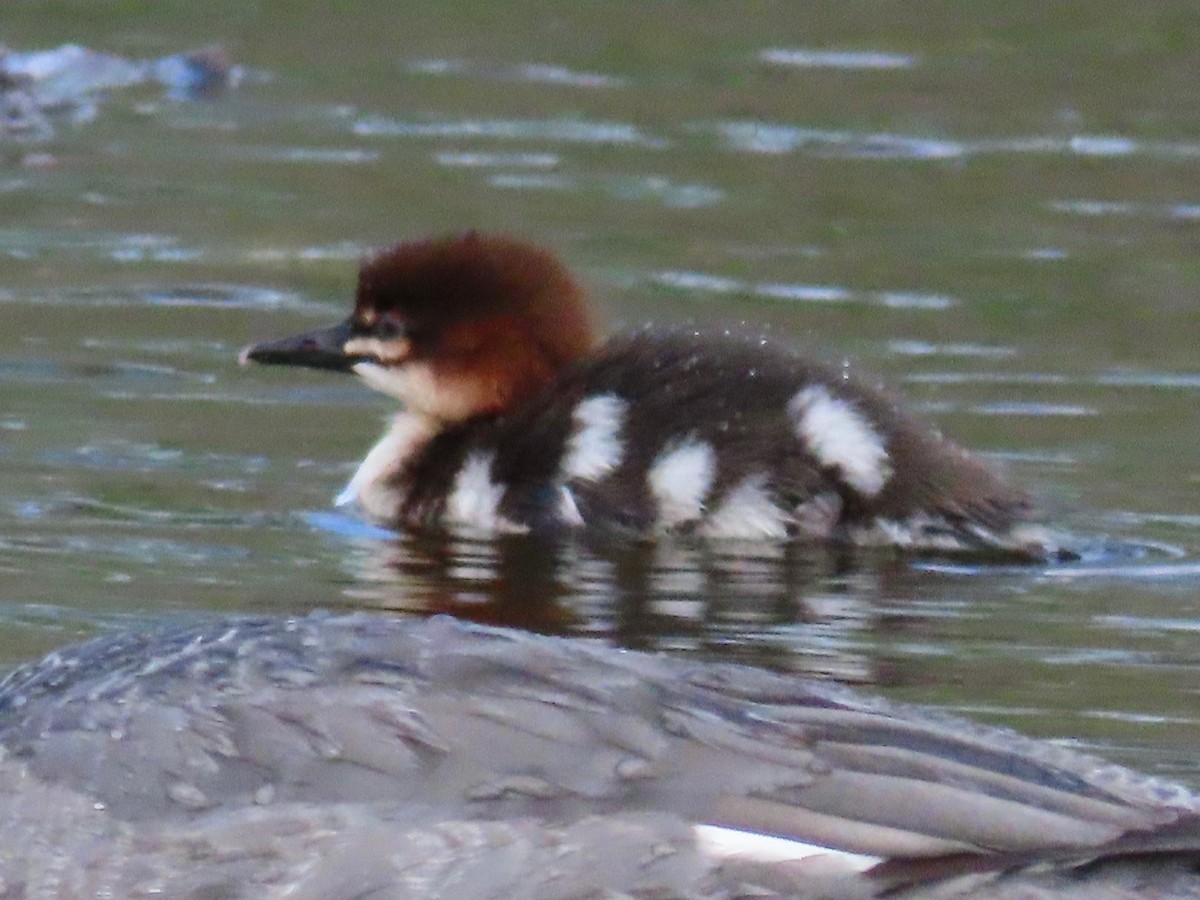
[648,438,716,528]
[561,394,626,481]
[789,385,891,496]
[447,452,508,531]
[700,475,787,539]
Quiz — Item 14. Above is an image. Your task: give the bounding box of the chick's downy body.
[243,232,1053,556]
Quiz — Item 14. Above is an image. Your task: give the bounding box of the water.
[2,1,1200,788]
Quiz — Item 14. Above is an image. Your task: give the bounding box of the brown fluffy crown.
[351,232,597,419]
[355,231,594,366]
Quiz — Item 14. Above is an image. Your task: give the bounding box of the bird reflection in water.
[334,527,935,686]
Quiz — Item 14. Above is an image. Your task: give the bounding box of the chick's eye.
[375,314,406,340]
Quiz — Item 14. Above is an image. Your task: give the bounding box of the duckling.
[242,231,1056,556]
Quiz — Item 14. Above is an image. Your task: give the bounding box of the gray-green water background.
[3,2,1200,783]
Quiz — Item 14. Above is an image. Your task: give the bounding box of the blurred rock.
[0,42,242,143]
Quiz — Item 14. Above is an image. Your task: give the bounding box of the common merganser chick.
[1,612,1198,897]
[242,232,1054,556]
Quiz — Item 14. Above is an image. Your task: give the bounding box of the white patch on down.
[558,485,585,526]
[336,413,435,521]
[789,385,891,496]
[446,452,513,531]
[699,474,787,539]
[648,437,716,529]
[692,824,881,871]
[561,394,627,481]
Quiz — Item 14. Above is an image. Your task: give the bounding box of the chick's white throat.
[352,360,486,423]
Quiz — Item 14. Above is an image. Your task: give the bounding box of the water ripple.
[906,372,1071,385]
[1050,199,1135,216]
[305,510,396,541]
[141,285,316,310]
[489,173,723,208]
[80,338,228,357]
[352,115,667,147]
[232,146,380,164]
[887,340,1018,359]
[716,123,962,159]
[9,534,249,566]
[714,122,1200,162]
[245,242,370,264]
[759,48,916,70]
[968,402,1098,417]
[435,151,560,168]
[39,441,269,475]
[0,229,200,262]
[1048,198,1200,222]
[1096,371,1200,390]
[1098,615,1200,634]
[907,371,1200,391]
[1022,247,1070,261]
[408,59,625,88]
[653,270,955,309]
[1113,512,1200,530]
[486,173,575,191]
[918,560,1200,582]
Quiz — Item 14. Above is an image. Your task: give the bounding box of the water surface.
[2,1,1200,785]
